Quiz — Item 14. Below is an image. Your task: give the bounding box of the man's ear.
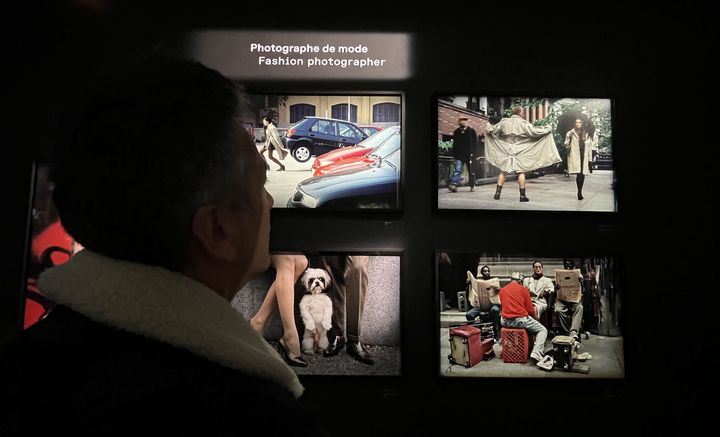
[191,204,238,261]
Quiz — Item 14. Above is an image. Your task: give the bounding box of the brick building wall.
[437,101,490,140]
[437,100,501,185]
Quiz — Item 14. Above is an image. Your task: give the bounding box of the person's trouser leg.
[502,316,547,357]
[522,317,548,357]
[321,256,346,340]
[467,159,476,189]
[465,306,481,321]
[490,305,501,339]
[555,300,583,337]
[450,159,463,186]
[569,301,584,337]
[533,300,546,321]
[344,255,368,342]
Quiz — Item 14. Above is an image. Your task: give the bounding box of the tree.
[506,98,613,154]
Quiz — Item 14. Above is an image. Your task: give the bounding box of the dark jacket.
[452,125,478,161]
[0,306,327,436]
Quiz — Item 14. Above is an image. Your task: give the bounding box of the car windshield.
[383,148,400,171]
[356,126,398,149]
[369,133,401,159]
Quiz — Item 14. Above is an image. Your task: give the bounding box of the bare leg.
[259,145,270,170]
[267,149,285,171]
[518,172,528,202]
[251,253,308,357]
[494,172,506,199]
[517,172,526,189]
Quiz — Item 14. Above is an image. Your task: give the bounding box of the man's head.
[512,106,523,116]
[51,55,272,296]
[479,265,490,279]
[563,259,575,270]
[532,261,544,278]
[458,117,468,127]
[510,271,523,282]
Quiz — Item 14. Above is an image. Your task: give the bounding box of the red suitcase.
[448,325,494,367]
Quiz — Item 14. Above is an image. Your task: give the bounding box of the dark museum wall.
[3,2,709,434]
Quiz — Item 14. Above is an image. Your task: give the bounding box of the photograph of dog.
[234,255,401,375]
[299,267,333,354]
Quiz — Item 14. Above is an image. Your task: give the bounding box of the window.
[311,119,336,135]
[290,104,316,123]
[337,122,363,140]
[331,104,358,122]
[372,103,400,123]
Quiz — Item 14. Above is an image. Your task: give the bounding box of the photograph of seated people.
[465,265,501,341]
[0,55,329,435]
[439,253,622,378]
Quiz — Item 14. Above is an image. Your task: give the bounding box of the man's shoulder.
[1,306,317,435]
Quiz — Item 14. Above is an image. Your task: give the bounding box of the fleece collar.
[38,250,303,398]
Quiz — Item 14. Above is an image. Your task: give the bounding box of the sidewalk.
[438,170,616,212]
[258,143,314,207]
[440,326,624,378]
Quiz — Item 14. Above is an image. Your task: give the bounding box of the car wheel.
[292,143,312,163]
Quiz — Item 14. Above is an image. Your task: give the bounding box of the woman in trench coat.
[564,118,593,200]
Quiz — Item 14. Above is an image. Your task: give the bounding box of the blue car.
[287,147,400,210]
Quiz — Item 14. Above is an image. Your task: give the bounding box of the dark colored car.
[287,147,400,210]
[311,125,400,176]
[281,116,368,163]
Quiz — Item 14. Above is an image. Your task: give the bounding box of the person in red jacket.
[499,271,548,362]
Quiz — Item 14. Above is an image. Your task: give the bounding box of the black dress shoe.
[323,336,346,357]
[347,341,374,365]
[278,339,308,367]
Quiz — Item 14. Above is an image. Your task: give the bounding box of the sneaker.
[537,355,554,370]
[530,351,544,362]
[448,184,457,192]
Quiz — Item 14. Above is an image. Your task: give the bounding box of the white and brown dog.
[299,268,333,354]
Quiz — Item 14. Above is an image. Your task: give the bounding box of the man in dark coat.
[0,55,326,436]
[449,116,478,192]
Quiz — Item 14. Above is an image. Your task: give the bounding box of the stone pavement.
[438,170,616,212]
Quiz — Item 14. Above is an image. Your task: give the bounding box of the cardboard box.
[554,269,582,303]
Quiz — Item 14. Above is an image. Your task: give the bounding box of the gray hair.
[51,55,248,270]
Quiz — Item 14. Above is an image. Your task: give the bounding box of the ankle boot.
[519,188,529,202]
[577,191,584,200]
[493,185,503,200]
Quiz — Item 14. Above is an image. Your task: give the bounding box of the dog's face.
[301,268,331,294]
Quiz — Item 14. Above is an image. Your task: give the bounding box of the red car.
[359,125,384,137]
[311,126,399,176]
